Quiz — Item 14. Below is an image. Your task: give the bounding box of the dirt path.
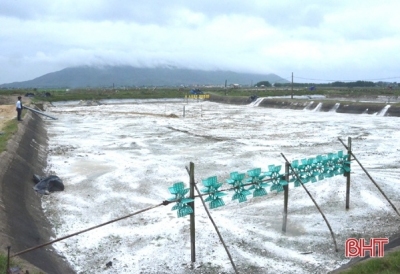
[0,105,16,129]
[0,95,18,129]
[0,95,32,130]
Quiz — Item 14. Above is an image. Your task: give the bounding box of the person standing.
[16,96,23,121]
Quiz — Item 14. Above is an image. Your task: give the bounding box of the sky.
[1,1,400,84]
[41,98,400,273]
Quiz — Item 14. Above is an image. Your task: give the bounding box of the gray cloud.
[1,0,400,83]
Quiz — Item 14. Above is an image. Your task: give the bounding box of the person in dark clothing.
[16,96,23,121]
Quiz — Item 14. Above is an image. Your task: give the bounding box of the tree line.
[255,80,397,88]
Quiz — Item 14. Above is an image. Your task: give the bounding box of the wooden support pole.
[281,153,339,252]
[7,246,10,274]
[189,162,196,263]
[282,162,290,233]
[193,180,239,274]
[338,138,400,218]
[291,72,293,99]
[346,137,352,209]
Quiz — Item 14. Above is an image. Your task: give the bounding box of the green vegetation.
[274,80,390,88]
[0,252,9,273]
[0,252,44,274]
[339,250,400,273]
[31,88,189,102]
[330,81,375,88]
[0,90,20,96]
[0,118,18,153]
[1,85,399,103]
[255,80,272,87]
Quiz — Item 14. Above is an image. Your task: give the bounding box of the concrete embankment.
[208,94,400,116]
[0,111,74,273]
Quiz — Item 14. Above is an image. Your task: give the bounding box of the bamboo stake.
[282,162,289,233]
[189,162,196,263]
[338,137,400,217]
[7,246,10,274]
[185,166,239,274]
[194,183,239,273]
[281,153,339,252]
[345,137,352,209]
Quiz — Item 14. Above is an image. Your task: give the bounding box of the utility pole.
[291,72,293,99]
[224,80,227,95]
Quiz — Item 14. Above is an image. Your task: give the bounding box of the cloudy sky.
[1,0,400,84]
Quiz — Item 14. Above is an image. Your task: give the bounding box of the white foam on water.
[42,99,400,274]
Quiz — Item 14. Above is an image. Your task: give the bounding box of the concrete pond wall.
[208,94,400,116]
[0,111,73,273]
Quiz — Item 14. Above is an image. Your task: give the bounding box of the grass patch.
[3,87,400,103]
[340,250,400,273]
[0,118,18,153]
[32,88,189,102]
[0,252,9,273]
[0,251,45,274]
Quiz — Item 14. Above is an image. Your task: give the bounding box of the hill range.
[0,66,289,89]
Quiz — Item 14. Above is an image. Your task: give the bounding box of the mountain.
[0,66,289,88]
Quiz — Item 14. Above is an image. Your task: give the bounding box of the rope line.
[11,202,167,258]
